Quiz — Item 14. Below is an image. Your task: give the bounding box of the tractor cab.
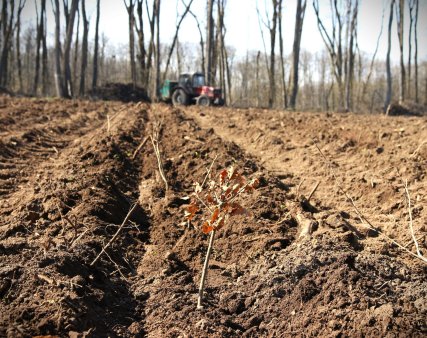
[179,72,206,90]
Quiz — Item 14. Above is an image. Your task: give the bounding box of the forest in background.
[0,0,426,113]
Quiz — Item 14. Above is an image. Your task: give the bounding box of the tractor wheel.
[197,95,210,107]
[172,89,189,106]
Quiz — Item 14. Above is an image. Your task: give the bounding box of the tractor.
[160,72,223,107]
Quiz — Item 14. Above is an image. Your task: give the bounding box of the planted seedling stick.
[197,229,216,309]
[150,135,168,192]
[185,164,259,309]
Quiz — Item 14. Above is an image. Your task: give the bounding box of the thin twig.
[307,181,320,202]
[104,249,128,280]
[312,139,427,264]
[150,135,169,191]
[201,154,218,188]
[404,180,425,260]
[132,136,149,159]
[69,227,91,249]
[184,135,205,144]
[410,140,426,158]
[90,203,139,266]
[296,178,305,198]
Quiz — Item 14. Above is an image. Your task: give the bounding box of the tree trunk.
[145,0,156,91]
[289,0,307,110]
[0,1,15,87]
[15,0,25,93]
[384,0,395,111]
[256,51,260,108]
[135,0,146,86]
[73,5,80,94]
[62,0,79,98]
[396,0,405,103]
[154,0,161,100]
[407,0,415,100]
[413,0,419,103]
[41,1,49,95]
[206,0,214,84]
[79,0,88,96]
[278,1,287,109]
[33,1,45,95]
[345,0,358,112]
[53,0,64,97]
[268,0,279,108]
[125,0,137,87]
[92,0,100,89]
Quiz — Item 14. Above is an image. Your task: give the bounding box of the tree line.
[0,0,425,112]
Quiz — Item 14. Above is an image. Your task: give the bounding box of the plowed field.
[1,95,426,337]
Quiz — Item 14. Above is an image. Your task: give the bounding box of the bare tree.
[33,0,43,94]
[135,0,146,85]
[92,0,100,89]
[206,0,214,84]
[384,0,395,111]
[414,0,419,102]
[216,0,230,104]
[0,1,15,87]
[407,0,416,100]
[53,0,64,96]
[344,0,358,111]
[267,0,279,108]
[15,0,27,93]
[163,0,194,81]
[79,0,89,95]
[41,1,48,95]
[313,0,358,111]
[124,0,137,87]
[278,0,288,109]
[62,0,79,98]
[396,0,405,103]
[154,0,161,99]
[144,0,157,91]
[360,2,385,105]
[289,0,307,110]
[72,4,80,93]
[187,4,204,72]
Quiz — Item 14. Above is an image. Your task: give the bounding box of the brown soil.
[0,95,426,337]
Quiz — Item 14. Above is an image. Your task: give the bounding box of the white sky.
[21,0,427,63]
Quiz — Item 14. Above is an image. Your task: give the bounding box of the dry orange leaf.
[210,208,220,223]
[202,221,214,234]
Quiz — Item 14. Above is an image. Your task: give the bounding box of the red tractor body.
[160,72,223,106]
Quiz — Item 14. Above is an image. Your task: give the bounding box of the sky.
[21,0,427,63]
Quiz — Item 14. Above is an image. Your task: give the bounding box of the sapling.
[185,164,258,309]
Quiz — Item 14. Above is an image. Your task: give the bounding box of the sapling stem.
[197,229,216,309]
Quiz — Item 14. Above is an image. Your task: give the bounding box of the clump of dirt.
[1,97,426,337]
[88,82,151,103]
[386,101,426,116]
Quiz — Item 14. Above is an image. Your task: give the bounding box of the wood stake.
[197,230,216,309]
